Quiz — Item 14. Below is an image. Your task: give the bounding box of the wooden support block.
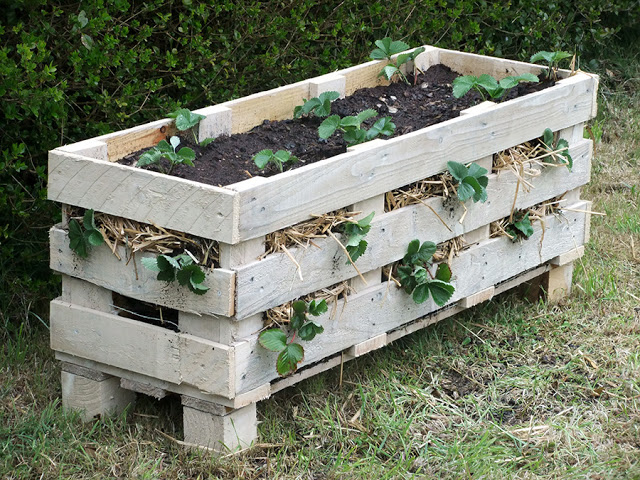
[550,246,585,266]
[474,155,494,172]
[545,262,575,303]
[61,370,135,422]
[346,333,387,358]
[194,105,232,141]
[464,225,490,246]
[61,275,113,313]
[219,237,265,270]
[182,399,257,453]
[120,378,167,400]
[179,312,262,344]
[309,74,346,98]
[559,123,585,144]
[58,139,108,161]
[458,286,495,308]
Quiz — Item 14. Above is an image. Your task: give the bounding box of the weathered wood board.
[49,226,235,316]
[233,204,589,394]
[50,300,236,397]
[233,140,591,318]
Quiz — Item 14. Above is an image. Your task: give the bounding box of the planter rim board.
[50,201,589,401]
[48,45,598,244]
[48,137,590,319]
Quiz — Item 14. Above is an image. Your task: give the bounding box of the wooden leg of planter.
[181,396,257,452]
[61,363,135,422]
[61,275,113,313]
[544,262,575,304]
[349,194,385,292]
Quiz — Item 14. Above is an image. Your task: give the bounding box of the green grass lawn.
[2,48,639,479]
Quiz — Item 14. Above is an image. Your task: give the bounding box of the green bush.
[1,0,638,329]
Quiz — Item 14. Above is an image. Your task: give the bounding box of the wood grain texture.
[230,75,597,241]
[94,118,177,162]
[61,371,135,422]
[233,141,591,318]
[234,204,589,393]
[225,81,310,134]
[438,48,546,79]
[50,300,235,397]
[48,150,238,243]
[50,226,235,316]
[55,351,271,409]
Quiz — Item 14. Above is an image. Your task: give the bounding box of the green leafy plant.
[541,128,573,170]
[141,253,209,295]
[259,299,328,376]
[505,211,534,241]
[294,91,340,118]
[447,161,489,203]
[252,149,298,172]
[68,209,104,259]
[338,212,374,263]
[319,109,395,146]
[397,240,455,306]
[167,108,214,146]
[370,37,425,84]
[452,73,539,100]
[136,136,196,175]
[530,51,573,80]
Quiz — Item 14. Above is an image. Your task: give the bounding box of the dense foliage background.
[1,0,639,330]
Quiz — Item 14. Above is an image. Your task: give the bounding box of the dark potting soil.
[120,65,553,187]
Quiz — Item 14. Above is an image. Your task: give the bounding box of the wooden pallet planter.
[48,45,597,452]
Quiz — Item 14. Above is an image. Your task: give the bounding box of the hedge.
[1,0,638,327]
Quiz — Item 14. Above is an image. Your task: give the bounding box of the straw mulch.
[490,196,564,242]
[264,281,354,328]
[262,210,360,257]
[66,207,219,269]
[384,172,457,212]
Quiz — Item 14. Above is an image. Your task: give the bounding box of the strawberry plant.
[397,239,455,306]
[447,161,489,203]
[452,73,539,101]
[136,136,196,175]
[370,37,425,84]
[168,108,214,146]
[505,211,534,241]
[141,253,209,295]
[294,91,340,118]
[319,109,395,146]
[530,51,573,80]
[259,299,328,376]
[338,212,374,263]
[252,149,298,173]
[68,209,104,259]
[542,128,573,170]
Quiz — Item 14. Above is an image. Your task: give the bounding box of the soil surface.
[120,65,553,187]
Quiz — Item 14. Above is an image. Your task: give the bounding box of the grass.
[2,43,640,479]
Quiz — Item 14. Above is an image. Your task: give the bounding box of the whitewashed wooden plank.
[50,226,235,316]
[194,105,233,140]
[438,48,549,79]
[346,333,387,358]
[57,139,108,161]
[50,300,234,397]
[309,74,346,98]
[550,245,585,266]
[230,74,597,241]
[459,286,495,308]
[224,81,310,134]
[47,150,239,243]
[234,205,589,393]
[234,140,591,318]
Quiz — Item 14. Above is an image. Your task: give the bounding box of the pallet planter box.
[48,45,597,452]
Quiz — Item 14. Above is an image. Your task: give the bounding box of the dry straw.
[264,281,354,328]
[66,207,219,269]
